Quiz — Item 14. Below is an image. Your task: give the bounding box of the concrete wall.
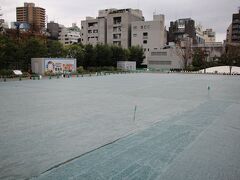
[31,58,45,75]
[147,47,184,71]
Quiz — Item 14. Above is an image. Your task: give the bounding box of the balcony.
[143,36,148,40]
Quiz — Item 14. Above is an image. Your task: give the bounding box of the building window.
[93,29,98,33]
[133,34,137,37]
[113,17,121,25]
[143,32,148,36]
[149,61,171,65]
[113,34,121,39]
[151,52,167,56]
[143,40,147,44]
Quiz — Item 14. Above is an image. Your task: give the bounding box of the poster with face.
[45,59,76,74]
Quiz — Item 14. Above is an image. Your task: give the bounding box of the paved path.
[35,98,240,180]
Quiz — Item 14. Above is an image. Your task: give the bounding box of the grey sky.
[1,0,240,42]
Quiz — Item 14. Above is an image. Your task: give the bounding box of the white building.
[147,44,184,71]
[59,24,81,46]
[131,14,167,65]
[31,58,77,75]
[203,29,216,43]
[195,23,205,44]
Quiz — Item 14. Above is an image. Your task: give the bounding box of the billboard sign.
[44,59,76,74]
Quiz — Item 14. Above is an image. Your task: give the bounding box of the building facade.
[81,15,107,45]
[131,14,167,64]
[16,2,45,32]
[81,8,144,48]
[147,45,184,71]
[58,24,81,45]
[192,42,223,62]
[231,10,240,44]
[47,21,59,40]
[169,18,205,45]
[203,29,216,43]
[226,24,233,43]
[106,9,144,48]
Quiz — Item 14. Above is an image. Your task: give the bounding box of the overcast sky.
[1,0,240,42]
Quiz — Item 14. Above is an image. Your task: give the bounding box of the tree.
[65,44,85,67]
[22,38,47,71]
[192,48,205,70]
[84,44,96,68]
[128,45,145,68]
[176,37,192,70]
[95,44,113,67]
[111,45,129,66]
[0,35,19,70]
[47,40,65,58]
[219,44,240,74]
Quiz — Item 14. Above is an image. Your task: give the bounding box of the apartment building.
[169,18,204,45]
[81,8,144,48]
[59,24,81,45]
[230,9,240,43]
[47,21,59,40]
[81,16,107,45]
[131,14,167,64]
[226,24,233,43]
[195,24,205,44]
[16,2,45,32]
[203,29,216,43]
[107,9,144,48]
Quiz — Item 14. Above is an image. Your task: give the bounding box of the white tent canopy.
[199,66,240,74]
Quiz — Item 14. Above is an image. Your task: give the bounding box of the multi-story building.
[195,24,205,44]
[16,2,45,32]
[169,18,205,45]
[81,16,107,45]
[58,24,81,45]
[107,9,144,48]
[230,9,240,44]
[47,21,59,40]
[81,8,144,48]
[203,29,216,43]
[131,14,167,64]
[192,42,223,62]
[226,24,233,43]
